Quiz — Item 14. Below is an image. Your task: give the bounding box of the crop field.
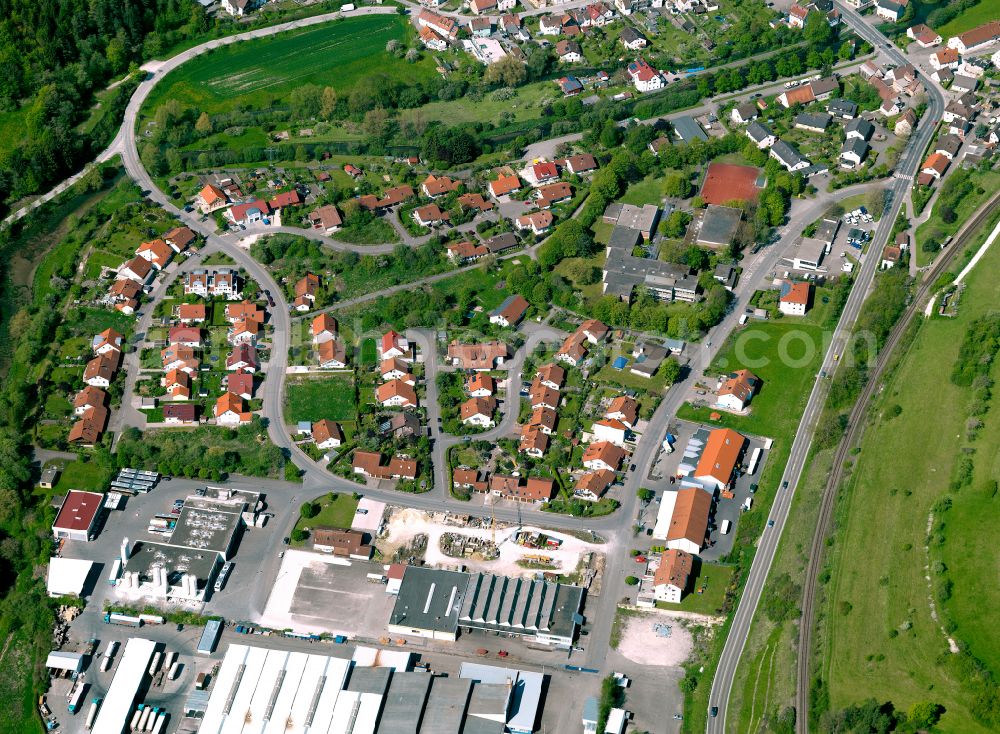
[818,235,1000,731]
[142,15,435,116]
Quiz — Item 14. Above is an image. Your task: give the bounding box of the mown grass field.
[291,492,360,545]
[284,374,357,424]
[818,238,1000,732]
[142,15,435,117]
[936,1,998,37]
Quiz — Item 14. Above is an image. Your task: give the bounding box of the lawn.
[936,1,997,37]
[291,492,360,546]
[620,174,667,207]
[142,15,435,118]
[0,628,45,734]
[399,81,554,127]
[46,459,111,494]
[592,359,675,394]
[677,317,826,441]
[284,374,357,424]
[818,233,1000,731]
[915,169,1000,267]
[658,561,734,616]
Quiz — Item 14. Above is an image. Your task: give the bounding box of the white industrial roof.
[460,662,544,734]
[199,644,353,734]
[45,557,93,597]
[652,490,678,540]
[605,708,628,734]
[91,637,157,734]
[45,651,84,672]
[351,645,413,671]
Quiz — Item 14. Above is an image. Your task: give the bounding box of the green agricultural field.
[936,1,997,37]
[142,15,435,117]
[818,237,1000,731]
[285,374,357,424]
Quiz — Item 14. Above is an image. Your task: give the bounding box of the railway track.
[794,190,1000,731]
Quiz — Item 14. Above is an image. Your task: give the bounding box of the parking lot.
[259,550,396,637]
[647,420,771,560]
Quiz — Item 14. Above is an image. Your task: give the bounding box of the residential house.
[312,419,344,450]
[930,47,959,70]
[488,475,556,503]
[606,395,638,428]
[226,370,254,400]
[770,140,810,172]
[163,369,191,400]
[840,138,870,169]
[592,419,629,447]
[294,273,320,312]
[413,204,449,228]
[582,440,626,471]
[731,102,759,125]
[875,0,904,23]
[516,210,554,236]
[215,392,252,426]
[381,357,411,382]
[135,239,173,270]
[520,425,549,458]
[177,304,207,324]
[457,193,494,213]
[447,340,509,370]
[528,406,558,435]
[185,269,241,299]
[417,10,459,39]
[376,379,418,408]
[880,245,902,270]
[779,280,811,315]
[83,353,119,388]
[460,397,496,427]
[317,339,347,369]
[565,153,598,175]
[467,373,496,397]
[311,313,338,343]
[196,184,227,214]
[530,381,560,411]
[118,256,154,285]
[619,27,647,50]
[653,549,693,603]
[381,330,410,360]
[489,294,530,327]
[716,369,759,412]
[92,328,124,356]
[73,386,107,416]
[627,58,664,93]
[161,344,198,375]
[894,108,917,136]
[539,15,562,35]
[573,469,616,502]
[920,152,950,180]
[935,134,962,160]
[421,174,461,198]
[167,326,202,348]
[826,98,858,119]
[352,451,418,481]
[470,0,496,13]
[536,363,565,390]
[536,182,573,208]
[453,469,488,493]
[309,205,343,234]
[226,344,258,372]
[68,405,109,445]
[419,25,449,51]
[489,170,522,198]
[906,24,941,47]
[226,199,272,227]
[556,39,583,62]
[746,121,777,149]
[163,403,197,425]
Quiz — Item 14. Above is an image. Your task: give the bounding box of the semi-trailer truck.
[104,612,142,627]
[84,698,101,730]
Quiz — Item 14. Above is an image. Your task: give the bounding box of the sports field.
[142,15,435,116]
[818,233,1000,731]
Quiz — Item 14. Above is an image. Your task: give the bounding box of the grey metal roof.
[771,139,806,168]
[388,566,468,635]
[377,672,432,734]
[794,112,832,130]
[841,138,870,159]
[419,677,472,734]
[698,205,742,246]
[673,116,708,142]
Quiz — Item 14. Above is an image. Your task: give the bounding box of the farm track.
[794,190,1000,732]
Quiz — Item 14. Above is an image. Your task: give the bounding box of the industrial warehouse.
[194,643,546,734]
[387,566,585,647]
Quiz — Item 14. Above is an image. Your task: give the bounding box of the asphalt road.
[704,5,945,730]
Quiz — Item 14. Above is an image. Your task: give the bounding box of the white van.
[739,314,749,325]
[720,519,732,535]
